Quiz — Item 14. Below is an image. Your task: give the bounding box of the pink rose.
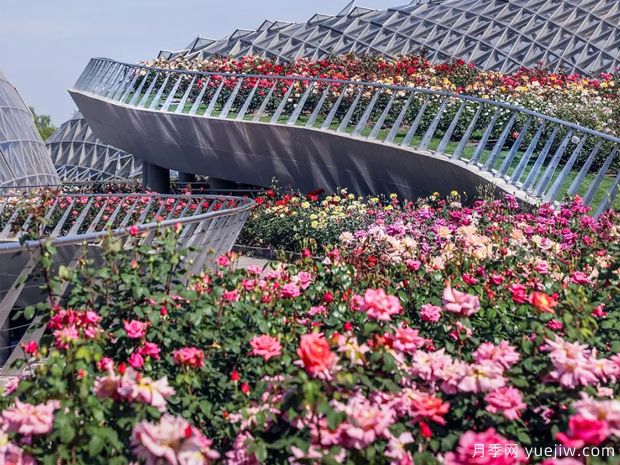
[280,283,301,299]
[128,352,145,369]
[97,357,114,371]
[132,414,219,465]
[485,387,526,420]
[1,399,61,436]
[444,428,527,465]
[556,414,609,448]
[360,288,402,321]
[123,320,147,339]
[420,304,442,322]
[458,362,506,393]
[391,324,425,355]
[173,347,205,368]
[139,342,161,360]
[443,286,480,317]
[249,335,282,361]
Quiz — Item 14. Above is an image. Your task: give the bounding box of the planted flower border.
[0,191,616,465]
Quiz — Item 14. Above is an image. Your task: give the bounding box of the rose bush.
[0,193,617,464]
[144,54,620,137]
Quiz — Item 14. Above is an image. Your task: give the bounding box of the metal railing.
[0,192,253,369]
[72,57,620,215]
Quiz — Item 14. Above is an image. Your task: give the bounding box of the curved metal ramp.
[71,58,620,215]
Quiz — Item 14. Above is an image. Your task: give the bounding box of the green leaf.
[88,435,104,457]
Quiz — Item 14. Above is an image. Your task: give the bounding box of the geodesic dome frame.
[0,71,59,188]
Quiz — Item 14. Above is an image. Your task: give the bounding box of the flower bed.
[144,54,620,137]
[0,192,618,464]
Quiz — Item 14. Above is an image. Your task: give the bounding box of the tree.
[29,106,56,141]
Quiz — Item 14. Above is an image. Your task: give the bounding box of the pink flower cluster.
[542,336,619,388]
[132,414,219,465]
[94,367,175,412]
[173,347,205,368]
[1,399,60,436]
[47,307,101,350]
[443,286,480,317]
[410,341,520,395]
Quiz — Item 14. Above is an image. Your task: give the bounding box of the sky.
[0,0,400,125]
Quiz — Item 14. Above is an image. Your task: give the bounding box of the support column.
[141,162,149,188]
[142,161,170,194]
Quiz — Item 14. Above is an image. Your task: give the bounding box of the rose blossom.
[458,362,506,393]
[360,288,402,321]
[1,399,61,436]
[391,324,425,355]
[173,347,205,368]
[333,395,394,449]
[139,342,161,360]
[93,372,121,399]
[420,303,442,322]
[115,368,175,412]
[0,430,36,465]
[1,377,20,396]
[128,352,145,369]
[249,335,282,361]
[123,319,147,339]
[572,395,620,437]
[444,428,527,465]
[132,414,219,465]
[530,291,558,313]
[410,392,450,425]
[385,432,414,464]
[473,341,520,370]
[556,414,610,448]
[293,271,313,290]
[280,283,301,299]
[485,387,526,420]
[296,333,336,378]
[442,286,480,317]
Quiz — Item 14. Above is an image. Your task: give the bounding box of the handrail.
[0,191,254,369]
[0,192,254,253]
[82,57,620,144]
[72,57,620,215]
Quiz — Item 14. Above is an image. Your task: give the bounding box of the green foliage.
[29,106,56,141]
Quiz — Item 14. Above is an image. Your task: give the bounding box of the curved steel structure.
[0,192,253,369]
[47,113,141,182]
[71,58,619,215]
[0,70,59,188]
[59,0,620,184]
[161,0,620,75]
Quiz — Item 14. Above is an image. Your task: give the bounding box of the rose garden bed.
[0,190,618,465]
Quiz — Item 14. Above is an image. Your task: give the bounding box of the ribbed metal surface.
[160,0,620,75]
[47,113,142,182]
[0,70,59,188]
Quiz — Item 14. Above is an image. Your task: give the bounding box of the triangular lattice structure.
[47,113,141,182]
[161,0,620,75]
